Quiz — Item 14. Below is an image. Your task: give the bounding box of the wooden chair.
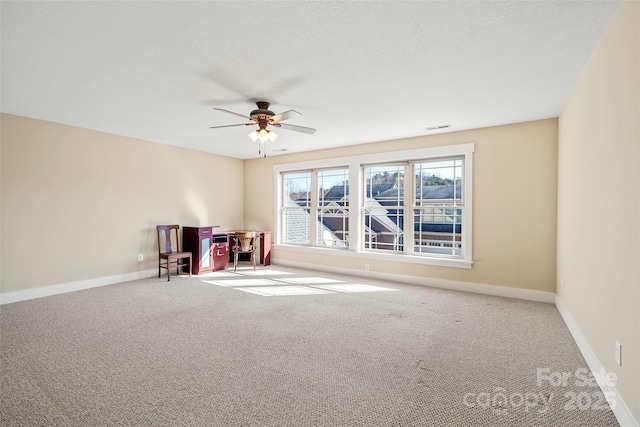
[156,225,192,281]
[231,231,257,272]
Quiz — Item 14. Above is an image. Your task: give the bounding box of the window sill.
[273,244,473,269]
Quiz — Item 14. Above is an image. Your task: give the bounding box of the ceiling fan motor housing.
[250,101,275,119]
[250,101,275,130]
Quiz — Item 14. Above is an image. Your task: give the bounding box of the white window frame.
[393,157,465,257]
[273,143,474,269]
[316,167,350,248]
[361,162,406,253]
[280,170,312,245]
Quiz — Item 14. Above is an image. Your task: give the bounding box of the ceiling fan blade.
[209,123,255,129]
[214,107,252,120]
[271,110,301,123]
[276,123,317,134]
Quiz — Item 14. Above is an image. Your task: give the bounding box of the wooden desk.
[219,231,271,266]
[183,227,271,274]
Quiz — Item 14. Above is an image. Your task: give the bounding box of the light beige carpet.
[1,265,619,426]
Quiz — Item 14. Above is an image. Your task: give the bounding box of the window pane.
[414,158,463,256]
[282,207,310,244]
[362,165,405,252]
[317,168,349,247]
[284,172,311,207]
[414,208,462,256]
[282,171,311,245]
[317,207,349,247]
[363,207,404,252]
[363,165,404,205]
[318,168,349,206]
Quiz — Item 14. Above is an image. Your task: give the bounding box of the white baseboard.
[555,296,638,427]
[273,259,556,303]
[0,269,158,305]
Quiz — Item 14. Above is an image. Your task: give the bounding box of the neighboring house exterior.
[291,183,462,255]
[374,185,462,255]
[283,196,336,245]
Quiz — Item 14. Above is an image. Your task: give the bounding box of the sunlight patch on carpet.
[199,272,400,297]
[235,269,295,277]
[200,278,279,287]
[277,277,345,285]
[236,286,335,296]
[193,271,238,278]
[311,284,398,293]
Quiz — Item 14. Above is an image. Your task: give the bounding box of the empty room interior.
[1,1,638,426]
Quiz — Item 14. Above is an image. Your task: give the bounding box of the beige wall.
[0,114,244,293]
[1,116,559,295]
[245,118,558,293]
[558,1,639,422]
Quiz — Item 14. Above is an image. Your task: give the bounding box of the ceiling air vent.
[425,124,451,131]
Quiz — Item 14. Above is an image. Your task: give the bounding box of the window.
[282,171,311,245]
[317,168,349,247]
[274,143,474,268]
[413,158,463,256]
[280,168,350,247]
[363,164,405,251]
[362,158,465,257]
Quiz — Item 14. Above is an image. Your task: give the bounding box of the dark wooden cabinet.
[212,239,230,271]
[183,226,229,274]
[259,231,271,265]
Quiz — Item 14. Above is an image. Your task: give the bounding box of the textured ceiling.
[1,1,619,159]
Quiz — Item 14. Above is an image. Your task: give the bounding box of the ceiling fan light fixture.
[249,129,277,143]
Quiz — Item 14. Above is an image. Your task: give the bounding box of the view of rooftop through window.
[317,168,349,247]
[281,157,464,257]
[282,172,311,245]
[363,164,405,251]
[413,158,463,256]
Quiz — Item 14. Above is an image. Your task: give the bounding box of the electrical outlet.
[615,341,621,366]
[137,254,144,262]
[364,263,370,271]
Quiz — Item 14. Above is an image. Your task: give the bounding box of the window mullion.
[310,171,318,246]
[349,163,360,251]
[275,172,283,245]
[462,156,473,262]
[404,164,414,254]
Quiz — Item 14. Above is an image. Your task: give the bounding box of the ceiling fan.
[210,101,316,156]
